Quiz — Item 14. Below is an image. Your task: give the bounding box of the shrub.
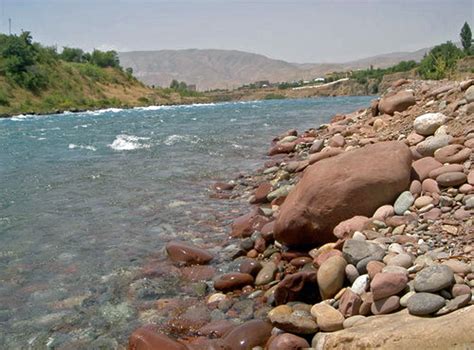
[418,41,465,79]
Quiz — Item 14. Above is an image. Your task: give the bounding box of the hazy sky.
[1,0,472,63]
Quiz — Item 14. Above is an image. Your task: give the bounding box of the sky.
[0,0,472,63]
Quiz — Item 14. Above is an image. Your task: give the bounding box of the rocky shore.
[128,78,474,349]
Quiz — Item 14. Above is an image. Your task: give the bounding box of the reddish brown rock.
[371,99,379,117]
[213,273,254,292]
[328,134,345,148]
[128,327,187,350]
[333,216,370,239]
[469,170,474,185]
[429,164,464,179]
[412,157,443,181]
[261,221,275,241]
[422,178,441,194]
[231,208,269,238]
[166,241,213,265]
[274,271,319,305]
[274,142,412,246]
[197,320,236,338]
[370,272,408,301]
[267,333,310,350]
[409,180,422,197]
[308,148,343,165]
[378,90,415,115]
[406,132,425,146]
[434,144,471,164]
[436,172,467,187]
[251,182,272,204]
[314,249,343,268]
[317,255,347,300]
[367,261,385,280]
[339,288,362,317]
[181,265,216,281]
[239,258,262,276]
[268,142,296,156]
[222,320,272,350]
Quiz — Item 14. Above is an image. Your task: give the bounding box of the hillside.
[118,47,431,90]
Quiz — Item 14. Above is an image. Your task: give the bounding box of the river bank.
[128,78,474,349]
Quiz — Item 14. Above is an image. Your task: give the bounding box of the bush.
[264,93,285,100]
[418,41,465,79]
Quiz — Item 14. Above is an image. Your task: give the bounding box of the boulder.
[274,142,412,246]
[314,306,474,350]
[378,91,415,115]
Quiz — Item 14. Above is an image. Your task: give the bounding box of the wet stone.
[214,273,254,292]
[165,241,213,265]
[255,261,277,286]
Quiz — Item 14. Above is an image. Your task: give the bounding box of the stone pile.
[128,78,474,349]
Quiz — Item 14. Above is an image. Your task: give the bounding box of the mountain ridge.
[118,47,431,90]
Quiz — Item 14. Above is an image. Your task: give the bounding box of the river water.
[0,96,372,348]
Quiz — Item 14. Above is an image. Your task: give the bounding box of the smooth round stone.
[269,311,318,335]
[223,319,273,350]
[372,205,395,221]
[451,284,471,297]
[422,178,440,194]
[414,265,455,292]
[370,272,408,301]
[441,260,471,275]
[339,288,362,317]
[128,328,187,350]
[310,303,344,332]
[407,292,446,315]
[416,135,452,157]
[371,295,400,315]
[400,291,416,307]
[367,261,385,280]
[413,113,447,136]
[214,273,254,292]
[267,333,310,350]
[239,258,263,276]
[207,293,227,304]
[351,274,369,295]
[382,266,408,276]
[342,315,366,329]
[345,264,359,284]
[386,253,413,269]
[435,293,471,316]
[434,144,471,164]
[394,191,415,215]
[388,243,405,254]
[410,180,422,196]
[429,164,465,179]
[268,305,293,320]
[459,184,473,194]
[436,172,467,187]
[342,239,385,266]
[352,231,366,241]
[255,262,277,285]
[166,241,213,265]
[414,196,434,209]
[317,255,347,300]
[290,256,313,267]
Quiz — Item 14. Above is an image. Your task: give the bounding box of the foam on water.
[163,134,202,146]
[68,144,97,151]
[108,134,151,151]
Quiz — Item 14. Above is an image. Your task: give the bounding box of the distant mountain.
[119,47,431,91]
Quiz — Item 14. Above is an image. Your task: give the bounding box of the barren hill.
[119,47,430,90]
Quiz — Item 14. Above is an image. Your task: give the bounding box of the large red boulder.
[378,91,415,115]
[274,141,412,247]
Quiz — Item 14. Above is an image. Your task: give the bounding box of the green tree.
[170,79,180,89]
[418,41,464,79]
[60,47,85,62]
[460,22,472,54]
[90,49,120,68]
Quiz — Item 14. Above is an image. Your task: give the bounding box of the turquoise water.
[0,96,372,348]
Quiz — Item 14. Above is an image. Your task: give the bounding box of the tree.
[90,49,120,68]
[60,47,85,62]
[418,41,465,79]
[460,22,472,54]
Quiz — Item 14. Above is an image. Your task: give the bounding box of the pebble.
[342,239,385,266]
[351,274,370,295]
[400,291,416,307]
[214,273,254,292]
[435,294,471,316]
[367,260,385,280]
[255,262,277,285]
[407,292,446,315]
[451,284,471,297]
[239,258,263,276]
[386,253,413,268]
[371,295,400,315]
[413,113,447,136]
[436,172,467,187]
[269,309,318,334]
[394,191,415,215]
[317,255,347,300]
[222,319,273,350]
[345,264,359,284]
[414,265,454,293]
[267,333,310,350]
[165,241,214,265]
[414,196,434,209]
[342,315,366,329]
[370,272,408,301]
[310,302,344,332]
[339,288,362,317]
